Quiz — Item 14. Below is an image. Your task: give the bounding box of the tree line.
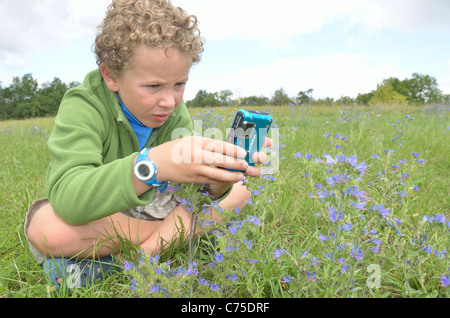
[187,73,449,107]
[0,74,79,120]
[1,72,448,120]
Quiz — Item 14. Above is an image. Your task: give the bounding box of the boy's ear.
[100,63,119,92]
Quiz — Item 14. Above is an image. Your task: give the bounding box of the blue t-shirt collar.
[117,93,153,150]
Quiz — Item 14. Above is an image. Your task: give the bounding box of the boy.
[25,0,269,288]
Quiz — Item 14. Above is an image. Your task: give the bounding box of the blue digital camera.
[226,109,273,170]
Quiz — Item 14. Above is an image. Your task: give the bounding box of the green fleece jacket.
[45,70,194,226]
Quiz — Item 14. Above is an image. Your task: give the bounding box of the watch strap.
[136,148,168,193]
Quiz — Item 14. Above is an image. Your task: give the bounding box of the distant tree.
[271,88,292,106]
[335,96,355,106]
[239,95,270,106]
[296,89,314,105]
[402,73,443,104]
[186,89,220,107]
[443,94,450,104]
[218,89,233,106]
[313,97,334,106]
[36,77,68,116]
[7,74,40,119]
[0,74,78,120]
[370,84,407,105]
[355,92,375,106]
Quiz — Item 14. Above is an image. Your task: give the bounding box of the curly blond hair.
[95,0,204,76]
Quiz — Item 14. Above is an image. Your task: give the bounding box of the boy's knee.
[27,204,73,256]
[220,183,251,211]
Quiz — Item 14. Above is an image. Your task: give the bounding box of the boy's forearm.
[208,183,233,200]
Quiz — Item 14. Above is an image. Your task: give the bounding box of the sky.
[1,0,450,101]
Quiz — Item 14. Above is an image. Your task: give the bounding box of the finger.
[263,137,273,148]
[201,137,247,158]
[202,151,249,170]
[245,165,261,177]
[199,165,245,183]
[252,152,267,164]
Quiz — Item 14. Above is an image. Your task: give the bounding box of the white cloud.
[176,0,450,45]
[0,0,108,57]
[175,0,358,47]
[348,0,450,33]
[187,52,410,100]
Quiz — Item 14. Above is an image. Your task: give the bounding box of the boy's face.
[102,44,192,128]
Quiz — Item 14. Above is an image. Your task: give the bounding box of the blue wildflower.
[214,253,224,263]
[306,271,317,282]
[123,261,135,272]
[318,232,330,242]
[274,248,287,258]
[282,275,294,283]
[211,283,220,292]
[373,204,390,218]
[441,275,450,287]
[350,246,364,261]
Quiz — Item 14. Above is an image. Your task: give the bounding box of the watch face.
[135,161,154,181]
[138,163,151,178]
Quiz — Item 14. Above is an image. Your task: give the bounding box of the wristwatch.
[134,148,168,193]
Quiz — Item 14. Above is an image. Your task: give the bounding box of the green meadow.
[0,104,448,298]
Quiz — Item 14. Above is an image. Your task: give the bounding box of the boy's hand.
[148,136,249,185]
[150,136,273,183]
[133,136,273,197]
[208,137,272,198]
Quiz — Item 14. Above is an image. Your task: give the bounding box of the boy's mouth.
[152,113,171,122]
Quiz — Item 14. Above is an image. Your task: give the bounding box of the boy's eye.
[148,84,159,89]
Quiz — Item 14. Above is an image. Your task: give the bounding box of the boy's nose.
[159,89,176,108]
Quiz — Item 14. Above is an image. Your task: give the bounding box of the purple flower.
[339,223,353,232]
[123,261,135,272]
[354,162,368,174]
[351,199,367,210]
[274,248,287,258]
[130,279,137,290]
[413,152,420,158]
[214,253,224,263]
[345,155,358,166]
[211,283,220,292]
[328,206,339,223]
[350,246,364,261]
[324,154,336,165]
[318,232,330,242]
[243,238,254,250]
[317,188,330,199]
[295,152,302,158]
[306,271,317,282]
[423,214,446,224]
[441,275,450,287]
[247,215,262,226]
[373,204,390,218]
[282,275,294,283]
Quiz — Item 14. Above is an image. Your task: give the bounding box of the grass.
[0,104,448,298]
